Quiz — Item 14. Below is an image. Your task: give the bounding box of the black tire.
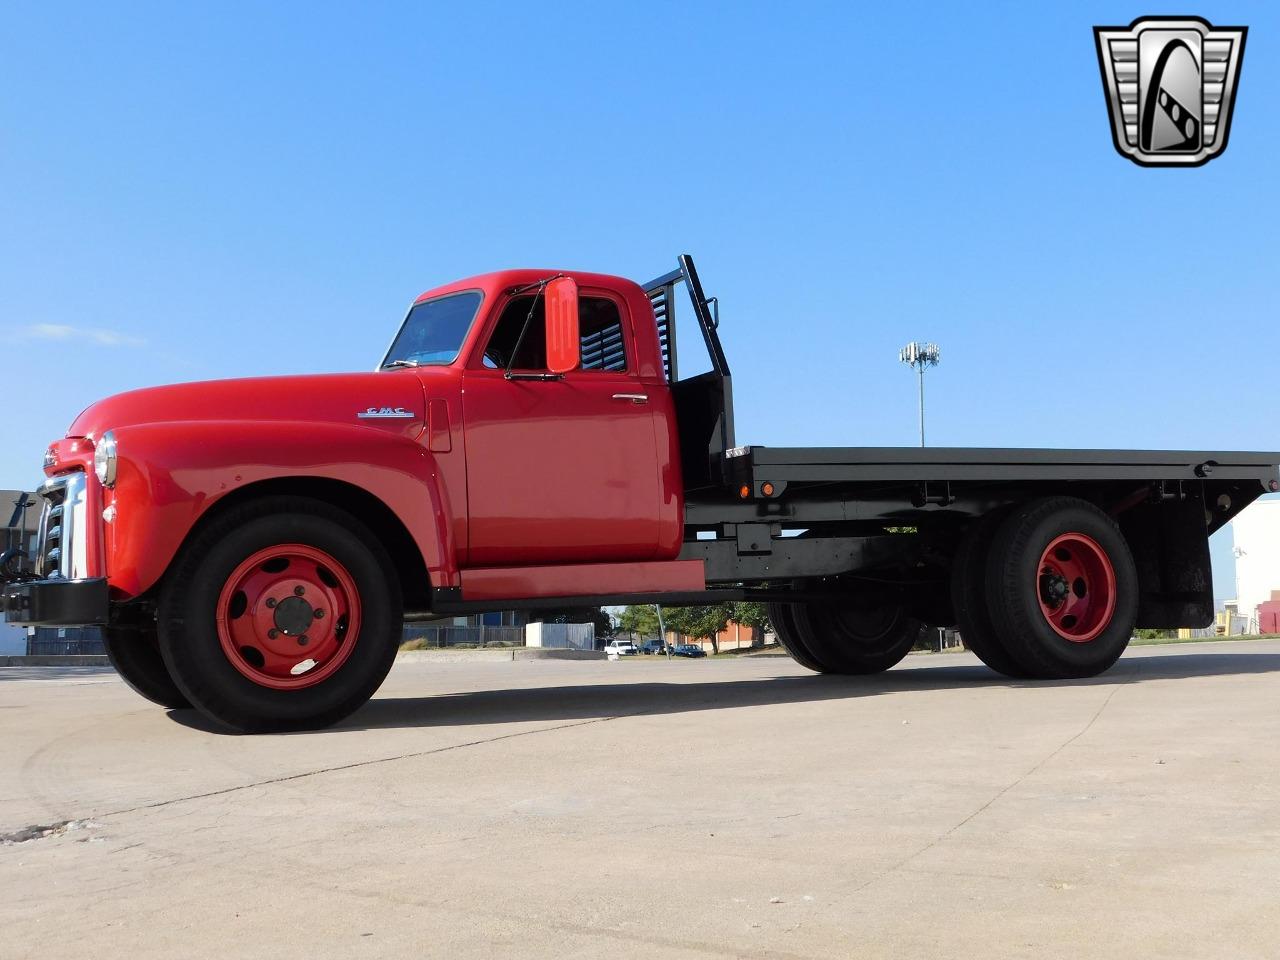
[950,508,1029,679]
[766,601,825,672]
[985,496,1138,680]
[791,589,925,674]
[157,497,402,733]
[104,623,191,709]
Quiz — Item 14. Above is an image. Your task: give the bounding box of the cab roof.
[413,269,645,304]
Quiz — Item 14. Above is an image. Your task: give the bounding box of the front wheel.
[790,589,925,674]
[158,498,402,733]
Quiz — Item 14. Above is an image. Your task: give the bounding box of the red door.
[461,368,662,566]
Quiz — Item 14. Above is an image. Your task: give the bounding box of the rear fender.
[105,421,454,599]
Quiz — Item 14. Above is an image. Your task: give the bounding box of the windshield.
[382,291,483,367]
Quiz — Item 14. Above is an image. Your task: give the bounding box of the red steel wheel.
[159,498,401,732]
[216,543,362,690]
[1036,533,1117,643]
[985,497,1138,680]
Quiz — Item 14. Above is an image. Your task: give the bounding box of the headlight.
[94,431,118,487]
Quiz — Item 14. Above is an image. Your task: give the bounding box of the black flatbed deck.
[735,446,1280,484]
[690,445,1280,539]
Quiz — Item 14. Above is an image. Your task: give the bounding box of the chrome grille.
[36,472,88,580]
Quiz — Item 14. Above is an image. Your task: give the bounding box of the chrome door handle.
[612,393,648,404]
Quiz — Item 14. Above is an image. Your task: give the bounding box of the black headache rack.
[643,255,735,492]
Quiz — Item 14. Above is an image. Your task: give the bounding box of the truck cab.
[380,269,685,569]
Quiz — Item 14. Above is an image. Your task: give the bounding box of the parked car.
[604,639,639,657]
[673,644,707,658]
[639,640,671,655]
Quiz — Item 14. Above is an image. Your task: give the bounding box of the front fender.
[105,420,455,599]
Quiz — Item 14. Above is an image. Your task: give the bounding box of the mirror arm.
[504,279,550,379]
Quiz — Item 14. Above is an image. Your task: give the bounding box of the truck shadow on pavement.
[304,649,1280,733]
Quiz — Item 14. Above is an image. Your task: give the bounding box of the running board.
[426,559,710,615]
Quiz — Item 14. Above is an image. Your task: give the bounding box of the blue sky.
[1,2,1275,595]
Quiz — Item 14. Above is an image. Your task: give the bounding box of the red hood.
[67,371,430,440]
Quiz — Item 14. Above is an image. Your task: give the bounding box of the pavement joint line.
[848,656,1147,893]
[11,689,740,831]
[91,713,628,821]
[66,685,761,824]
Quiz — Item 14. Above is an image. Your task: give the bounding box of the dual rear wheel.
[770,497,1138,681]
[768,590,927,676]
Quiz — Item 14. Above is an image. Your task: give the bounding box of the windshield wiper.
[381,359,420,369]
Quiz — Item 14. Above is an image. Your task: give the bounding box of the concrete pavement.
[2,641,1279,959]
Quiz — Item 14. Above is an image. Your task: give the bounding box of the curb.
[0,655,110,667]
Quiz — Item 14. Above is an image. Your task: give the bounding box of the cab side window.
[483,294,628,372]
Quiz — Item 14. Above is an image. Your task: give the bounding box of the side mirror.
[545,277,580,374]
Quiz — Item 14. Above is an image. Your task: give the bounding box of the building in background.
[1,489,39,561]
[1257,593,1280,634]
[1230,498,1280,632]
[681,620,766,654]
[1,490,39,655]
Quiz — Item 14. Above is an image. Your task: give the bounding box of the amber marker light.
[739,485,750,499]
[761,482,775,497]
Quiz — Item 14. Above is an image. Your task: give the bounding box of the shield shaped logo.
[1094,17,1247,166]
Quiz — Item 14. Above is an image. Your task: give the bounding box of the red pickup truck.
[4,255,1277,732]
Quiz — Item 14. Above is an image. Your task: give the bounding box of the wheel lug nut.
[268,629,278,639]
[297,635,308,646]
[313,609,325,619]
[266,598,277,609]
[294,586,305,596]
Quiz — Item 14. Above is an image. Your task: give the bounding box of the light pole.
[899,342,940,447]
[1232,546,1248,634]
[654,604,670,659]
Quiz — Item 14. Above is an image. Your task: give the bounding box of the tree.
[664,604,732,654]
[730,601,770,643]
[616,604,660,639]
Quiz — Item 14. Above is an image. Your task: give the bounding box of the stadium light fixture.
[899,342,941,447]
